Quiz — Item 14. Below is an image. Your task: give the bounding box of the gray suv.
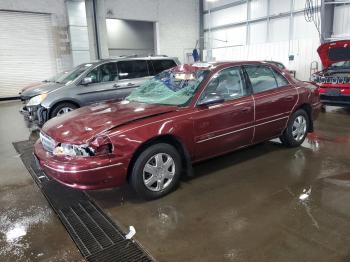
[20,56,179,125]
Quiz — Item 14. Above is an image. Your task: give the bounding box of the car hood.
[20,82,64,99]
[317,40,350,68]
[42,101,178,144]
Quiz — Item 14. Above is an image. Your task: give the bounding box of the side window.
[244,65,278,93]
[86,67,101,84]
[272,69,289,87]
[199,67,246,102]
[151,60,177,75]
[86,63,118,83]
[117,60,149,80]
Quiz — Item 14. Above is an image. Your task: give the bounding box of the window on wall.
[204,0,238,11]
[250,0,268,19]
[293,13,319,39]
[249,21,267,44]
[294,0,306,10]
[269,17,290,42]
[204,25,246,49]
[203,3,247,30]
[269,0,291,15]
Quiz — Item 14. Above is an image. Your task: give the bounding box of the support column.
[321,0,334,43]
[199,0,204,61]
[94,0,109,59]
[66,0,91,66]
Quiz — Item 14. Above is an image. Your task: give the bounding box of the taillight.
[314,86,320,96]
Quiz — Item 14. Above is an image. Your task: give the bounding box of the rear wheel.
[50,102,78,118]
[130,143,182,200]
[280,109,309,147]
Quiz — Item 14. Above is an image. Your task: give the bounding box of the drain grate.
[13,140,154,262]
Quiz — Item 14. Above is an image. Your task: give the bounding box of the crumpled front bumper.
[34,140,129,190]
[20,104,48,125]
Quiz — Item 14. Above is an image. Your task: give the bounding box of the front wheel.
[280,109,309,147]
[50,102,78,118]
[130,143,182,200]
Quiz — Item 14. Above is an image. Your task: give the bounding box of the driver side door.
[77,62,121,106]
[192,67,254,161]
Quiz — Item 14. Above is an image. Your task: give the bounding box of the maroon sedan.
[34,62,321,199]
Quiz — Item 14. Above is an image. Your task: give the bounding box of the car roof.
[172,61,272,73]
[91,56,178,65]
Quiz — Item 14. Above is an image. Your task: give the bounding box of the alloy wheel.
[292,115,307,141]
[57,107,74,116]
[143,153,175,192]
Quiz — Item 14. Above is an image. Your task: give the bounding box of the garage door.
[0,11,57,98]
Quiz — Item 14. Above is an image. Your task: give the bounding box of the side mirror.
[197,94,224,107]
[81,76,93,85]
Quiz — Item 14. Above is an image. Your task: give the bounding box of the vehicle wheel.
[280,109,309,148]
[130,143,182,200]
[50,102,78,118]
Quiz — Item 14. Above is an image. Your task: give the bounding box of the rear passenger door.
[244,64,298,143]
[149,59,177,76]
[115,60,151,98]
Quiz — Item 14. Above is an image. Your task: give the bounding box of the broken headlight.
[52,135,113,157]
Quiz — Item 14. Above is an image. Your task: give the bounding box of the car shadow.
[87,140,295,207]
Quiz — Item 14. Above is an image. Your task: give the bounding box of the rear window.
[328,46,350,61]
[117,60,149,80]
[245,65,278,93]
[151,60,177,75]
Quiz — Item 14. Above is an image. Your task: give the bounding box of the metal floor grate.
[13,140,154,262]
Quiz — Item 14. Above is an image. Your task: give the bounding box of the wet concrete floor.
[1,100,350,261]
[0,101,82,261]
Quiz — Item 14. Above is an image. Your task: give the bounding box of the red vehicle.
[312,40,350,107]
[34,62,321,199]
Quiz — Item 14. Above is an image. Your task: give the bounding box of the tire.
[280,109,309,148]
[130,143,182,200]
[50,102,78,118]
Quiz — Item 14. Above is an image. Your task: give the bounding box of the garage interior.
[0,0,350,261]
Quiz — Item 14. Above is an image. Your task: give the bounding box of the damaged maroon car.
[34,62,321,200]
[312,40,350,107]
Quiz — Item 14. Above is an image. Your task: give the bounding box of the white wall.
[203,0,323,80]
[207,38,321,81]
[102,0,199,62]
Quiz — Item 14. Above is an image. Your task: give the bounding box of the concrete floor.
[1,100,350,261]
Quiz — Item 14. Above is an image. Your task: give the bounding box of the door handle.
[241,107,250,113]
[127,83,135,87]
[113,84,120,88]
[285,96,294,101]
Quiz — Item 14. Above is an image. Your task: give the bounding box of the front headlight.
[26,93,48,106]
[53,143,91,157]
[52,136,113,157]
